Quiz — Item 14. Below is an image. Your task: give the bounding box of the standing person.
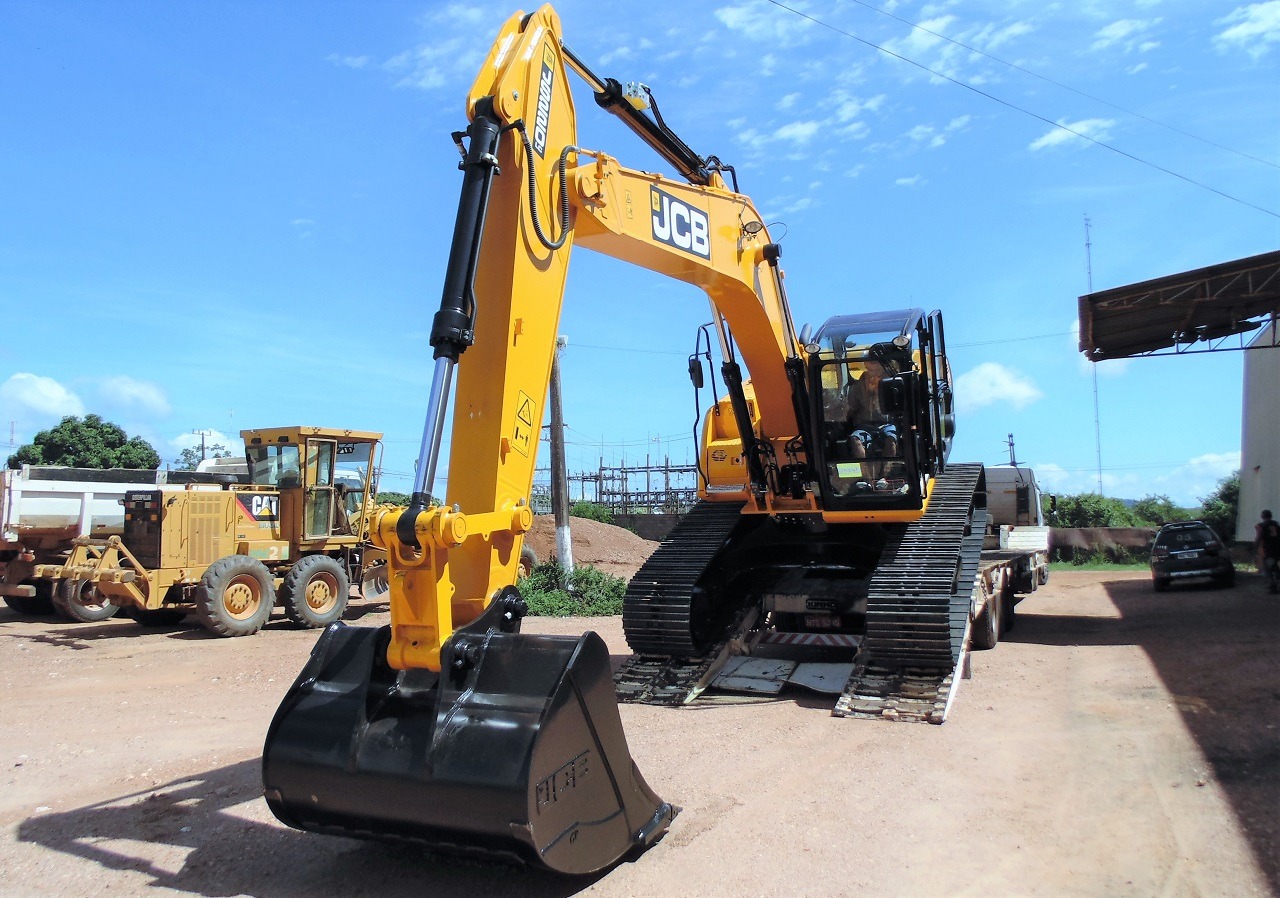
[1256,509,1280,594]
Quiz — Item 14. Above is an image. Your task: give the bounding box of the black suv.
[1149,521,1235,591]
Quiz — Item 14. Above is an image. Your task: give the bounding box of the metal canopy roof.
[1078,250,1280,360]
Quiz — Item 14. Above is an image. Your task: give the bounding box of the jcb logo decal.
[651,186,710,259]
[532,44,555,158]
[241,495,279,522]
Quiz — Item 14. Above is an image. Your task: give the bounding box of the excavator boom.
[262,6,679,873]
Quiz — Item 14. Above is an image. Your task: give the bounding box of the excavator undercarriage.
[617,466,988,723]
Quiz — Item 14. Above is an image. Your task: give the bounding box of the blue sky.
[2,1,1276,507]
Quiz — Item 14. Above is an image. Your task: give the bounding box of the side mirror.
[687,356,705,390]
[879,374,910,416]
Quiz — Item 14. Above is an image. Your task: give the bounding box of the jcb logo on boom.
[650,186,710,259]
[532,45,555,158]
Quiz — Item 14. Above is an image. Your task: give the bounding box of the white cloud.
[0,373,85,420]
[975,20,1034,51]
[96,376,171,417]
[1091,18,1162,52]
[894,174,924,187]
[773,120,821,143]
[955,362,1043,412]
[1028,118,1115,151]
[1215,1,1280,58]
[169,429,235,453]
[386,4,497,92]
[777,93,800,110]
[715,0,814,45]
[326,54,369,70]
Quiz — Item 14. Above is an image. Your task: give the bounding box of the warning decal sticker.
[511,391,536,457]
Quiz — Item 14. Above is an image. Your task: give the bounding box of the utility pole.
[194,429,211,462]
[549,336,573,573]
[1007,433,1019,467]
[1085,215,1103,494]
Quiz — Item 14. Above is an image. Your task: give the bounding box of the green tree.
[1131,494,1191,527]
[1043,492,1142,528]
[7,415,160,470]
[173,443,232,471]
[570,500,614,524]
[375,492,440,507]
[1196,471,1240,541]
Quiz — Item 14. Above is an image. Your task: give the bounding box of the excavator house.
[263,4,975,874]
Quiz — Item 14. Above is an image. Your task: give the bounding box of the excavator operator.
[824,359,901,492]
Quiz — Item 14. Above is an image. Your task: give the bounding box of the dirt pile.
[524,515,658,581]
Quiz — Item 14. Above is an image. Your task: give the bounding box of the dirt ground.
[2,565,1277,898]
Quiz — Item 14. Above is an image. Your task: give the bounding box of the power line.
[837,0,1280,172]
[764,0,1279,219]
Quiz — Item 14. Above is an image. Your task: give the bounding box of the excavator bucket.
[261,615,677,875]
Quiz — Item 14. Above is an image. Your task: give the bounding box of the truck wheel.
[519,545,538,579]
[193,556,276,637]
[1000,590,1016,635]
[280,556,349,628]
[971,597,999,650]
[128,607,189,627]
[53,578,120,623]
[4,593,54,616]
[1152,577,1170,593]
[359,561,389,601]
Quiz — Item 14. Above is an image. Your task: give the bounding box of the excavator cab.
[807,308,953,512]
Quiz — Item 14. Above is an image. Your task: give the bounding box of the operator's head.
[862,360,886,384]
[1264,509,1274,520]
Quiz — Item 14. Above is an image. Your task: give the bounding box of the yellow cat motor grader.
[263,3,968,875]
[38,426,387,636]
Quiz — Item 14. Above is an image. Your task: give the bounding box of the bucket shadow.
[16,759,616,898]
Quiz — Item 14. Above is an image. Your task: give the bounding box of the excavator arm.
[375,4,811,673]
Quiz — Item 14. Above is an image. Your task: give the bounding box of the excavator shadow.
[16,758,614,897]
[1005,573,1280,894]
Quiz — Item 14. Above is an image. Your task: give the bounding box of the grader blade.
[261,620,677,875]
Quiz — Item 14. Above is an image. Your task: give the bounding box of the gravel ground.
[1,568,1277,897]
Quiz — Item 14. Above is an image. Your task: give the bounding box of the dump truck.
[0,464,239,619]
[23,426,390,634]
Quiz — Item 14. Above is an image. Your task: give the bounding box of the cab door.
[303,438,336,539]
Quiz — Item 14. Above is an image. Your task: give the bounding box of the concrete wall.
[1238,320,1280,542]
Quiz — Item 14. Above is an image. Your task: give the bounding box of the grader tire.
[193,556,276,637]
[53,578,120,623]
[280,556,349,629]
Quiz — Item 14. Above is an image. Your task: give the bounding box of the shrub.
[569,501,614,524]
[518,560,626,616]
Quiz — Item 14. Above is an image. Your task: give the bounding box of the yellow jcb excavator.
[263,4,975,874]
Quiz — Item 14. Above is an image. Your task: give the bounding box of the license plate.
[1174,550,1202,559]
